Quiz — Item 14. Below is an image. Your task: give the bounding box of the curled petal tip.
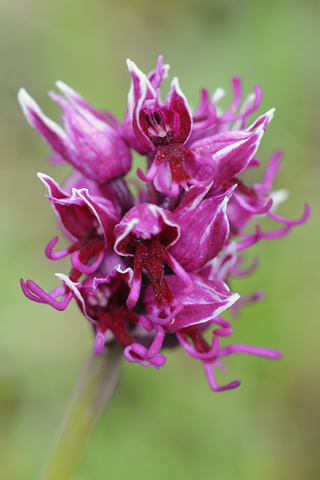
[20,278,30,296]
[126,297,136,309]
[45,236,59,258]
[212,379,241,392]
[303,203,312,221]
[227,380,241,390]
[94,333,105,354]
[269,350,282,360]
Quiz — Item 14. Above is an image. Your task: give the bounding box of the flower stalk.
[41,341,123,480]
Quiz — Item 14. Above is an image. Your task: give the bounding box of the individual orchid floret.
[127,59,215,196]
[225,151,281,236]
[18,84,132,182]
[260,151,311,228]
[214,76,263,132]
[169,183,236,271]
[122,56,170,154]
[234,205,310,252]
[197,243,262,315]
[177,324,281,392]
[39,173,119,274]
[225,151,311,245]
[59,273,137,352]
[127,58,192,151]
[61,273,166,367]
[189,77,263,144]
[114,203,193,312]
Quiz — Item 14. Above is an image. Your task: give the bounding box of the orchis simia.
[19,55,310,393]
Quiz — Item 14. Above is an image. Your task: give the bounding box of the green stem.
[41,341,123,480]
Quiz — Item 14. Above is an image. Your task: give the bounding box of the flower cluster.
[18,57,309,391]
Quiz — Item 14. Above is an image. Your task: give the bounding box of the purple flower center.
[143,109,173,147]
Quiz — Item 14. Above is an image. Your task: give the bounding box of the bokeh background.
[0,0,319,479]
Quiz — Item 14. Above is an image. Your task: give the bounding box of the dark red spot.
[182,325,211,353]
[133,238,175,307]
[154,143,196,185]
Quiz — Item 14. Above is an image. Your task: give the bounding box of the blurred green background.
[0,0,319,479]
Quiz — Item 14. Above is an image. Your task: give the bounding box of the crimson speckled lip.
[18,56,310,392]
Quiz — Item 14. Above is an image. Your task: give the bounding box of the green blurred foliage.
[0,0,319,479]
